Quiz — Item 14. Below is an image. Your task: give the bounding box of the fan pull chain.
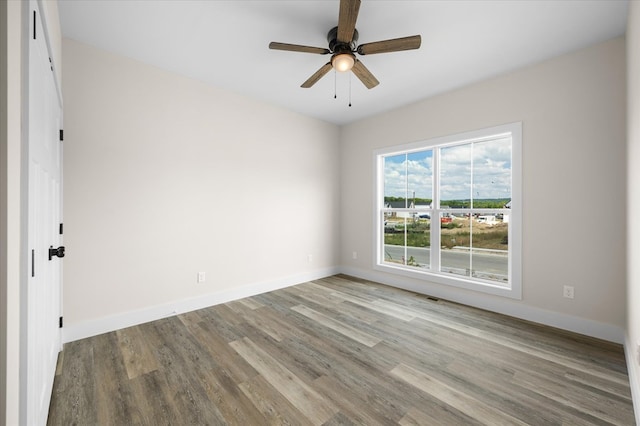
[334,69,337,99]
[348,72,352,107]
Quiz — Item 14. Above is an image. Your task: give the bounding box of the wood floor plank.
[249,304,311,341]
[127,370,180,426]
[176,309,203,329]
[238,321,326,384]
[292,281,347,306]
[377,296,631,385]
[197,364,267,425]
[398,406,483,426]
[290,304,382,347]
[442,358,600,425]
[197,303,249,342]
[48,275,635,425]
[236,296,264,310]
[92,332,146,425]
[229,337,338,425]
[185,319,259,385]
[513,370,635,425]
[142,318,229,424]
[116,325,159,380]
[53,350,64,377]
[242,307,293,342]
[392,363,530,426]
[226,298,259,317]
[564,370,633,401]
[238,374,312,426]
[312,374,405,425]
[322,411,359,426]
[47,339,98,426]
[330,290,416,321]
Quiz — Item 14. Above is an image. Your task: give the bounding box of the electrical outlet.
[197,272,206,283]
[352,251,358,259]
[563,285,574,299]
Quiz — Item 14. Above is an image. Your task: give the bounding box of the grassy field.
[385,217,508,250]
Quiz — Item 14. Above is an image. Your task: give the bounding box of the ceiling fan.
[269,0,421,89]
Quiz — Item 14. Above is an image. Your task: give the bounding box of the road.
[383,245,508,282]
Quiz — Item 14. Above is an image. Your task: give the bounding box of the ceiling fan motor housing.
[328,26,358,53]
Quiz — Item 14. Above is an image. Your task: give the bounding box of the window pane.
[407,215,430,268]
[471,214,509,284]
[407,150,433,208]
[383,214,430,269]
[440,144,471,208]
[384,154,407,208]
[384,216,405,265]
[440,212,470,277]
[472,138,511,208]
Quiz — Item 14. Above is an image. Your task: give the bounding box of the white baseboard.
[339,266,625,344]
[62,267,340,343]
[625,334,640,425]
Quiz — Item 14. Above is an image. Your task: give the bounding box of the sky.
[384,137,511,203]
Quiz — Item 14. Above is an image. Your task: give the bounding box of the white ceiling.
[58,0,629,125]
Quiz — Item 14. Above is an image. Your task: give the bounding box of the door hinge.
[59,129,64,141]
[59,317,63,328]
[31,249,35,277]
[33,11,36,40]
[59,223,63,235]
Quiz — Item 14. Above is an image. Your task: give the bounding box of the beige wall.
[627,0,640,421]
[62,39,340,330]
[340,37,627,341]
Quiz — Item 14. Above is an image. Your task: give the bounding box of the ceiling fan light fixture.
[332,53,355,72]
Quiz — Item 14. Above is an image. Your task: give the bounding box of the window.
[374,123,521,299]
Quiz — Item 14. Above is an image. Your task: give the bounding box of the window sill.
[374,262,522,300]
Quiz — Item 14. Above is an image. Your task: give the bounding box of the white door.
[25,1,63,424]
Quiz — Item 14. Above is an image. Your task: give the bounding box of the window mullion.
[404,153,409,208]
[469,143,474,277]
[432,147,440,272]
[404,153,408,265]
[469,213,474,277]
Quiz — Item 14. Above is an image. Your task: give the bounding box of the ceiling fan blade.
[269,42,330,55]
[351,60,379,89]
[301,62,333,88]
[337,0,361,43]
[357,35,422,55]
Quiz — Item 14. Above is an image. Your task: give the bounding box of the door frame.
[1,1,26,424]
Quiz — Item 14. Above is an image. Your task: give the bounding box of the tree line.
[384,197,510,209]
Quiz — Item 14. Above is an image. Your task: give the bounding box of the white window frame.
[373,122,522,299]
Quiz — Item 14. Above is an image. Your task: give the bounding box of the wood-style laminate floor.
[48,275,635,425]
